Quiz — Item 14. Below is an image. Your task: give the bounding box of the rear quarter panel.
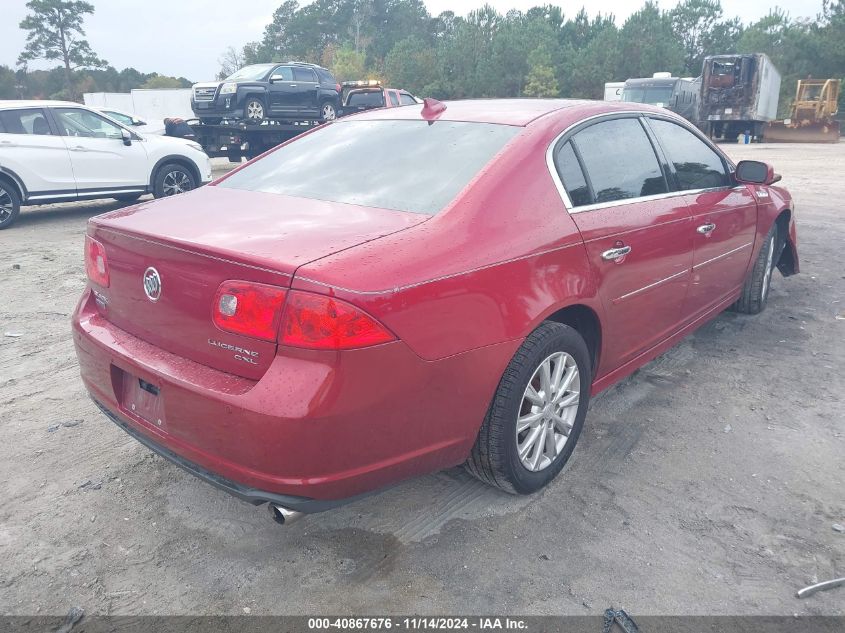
[292,116,602,361]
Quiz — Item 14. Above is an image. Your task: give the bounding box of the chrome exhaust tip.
[268,503,304,526]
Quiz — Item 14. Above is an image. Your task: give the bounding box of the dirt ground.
[1,144,843,617]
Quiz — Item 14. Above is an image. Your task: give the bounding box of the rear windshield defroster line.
[218,120,521,215]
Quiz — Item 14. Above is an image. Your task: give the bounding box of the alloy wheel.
[246,100,264,122]
[162,170,192,196]
[516,351,580,472]
[321,103,336,121]
[0,187,12,223]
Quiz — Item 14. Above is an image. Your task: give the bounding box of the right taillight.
[84,235,109,287]
[212,281,287,342]
[280,290,395,350]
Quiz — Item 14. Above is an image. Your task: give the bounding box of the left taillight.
[212,280,287,342]
[84,235,109,287]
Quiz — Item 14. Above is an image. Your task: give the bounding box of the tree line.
[233,0,845,114]
[2,0,844,117]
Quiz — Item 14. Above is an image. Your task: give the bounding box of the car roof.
[340,98,668,126]
[0,100,84,110]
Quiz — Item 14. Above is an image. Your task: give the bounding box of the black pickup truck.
[191,62,342,125]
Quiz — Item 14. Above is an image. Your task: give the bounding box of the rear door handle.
[70,145,88,152]
[697,222,716,234]
[289,84,298,87]
[601,246,632,261]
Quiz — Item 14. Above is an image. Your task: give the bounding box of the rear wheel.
[0,182,21,230]
[733,223,778,314]
[153,163,196,198]
[244,97,266,124]
[466,322,591,494]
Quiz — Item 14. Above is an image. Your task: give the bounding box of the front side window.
[54,108,124,139]
[270,66,294,82]
[388,91,400,106]
[648,118,728,190]
[218,120,520,215]
[0,108,52,135]
[573,118,667,203]
[554,142,591,207]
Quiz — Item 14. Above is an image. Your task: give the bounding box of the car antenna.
[421,98,446,124]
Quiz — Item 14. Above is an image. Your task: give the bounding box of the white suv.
[0,100,212,229]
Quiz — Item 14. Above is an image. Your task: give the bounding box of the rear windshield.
[347,90,385,107]
[218,120,520,215]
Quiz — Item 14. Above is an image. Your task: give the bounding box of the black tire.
[733,223,778,315]
[319,100,337,122]
[152,163,197,198]
[0,181,22,230]
[466,322,591,494]
[244,97,266,124]
[113,193,142,203]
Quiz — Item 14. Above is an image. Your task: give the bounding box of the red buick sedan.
[73,99,798,524]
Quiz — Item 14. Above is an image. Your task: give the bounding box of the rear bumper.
[91,397,373,513]
[73,289,518,505]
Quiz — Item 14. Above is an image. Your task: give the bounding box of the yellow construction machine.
[765,78,841,143]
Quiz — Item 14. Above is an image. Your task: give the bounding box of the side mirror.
[735,160,780,185]
[121,128,132,146]
[132,118,146,126]
[269,74,285,83]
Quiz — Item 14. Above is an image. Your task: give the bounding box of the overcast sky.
[0,0,823,81]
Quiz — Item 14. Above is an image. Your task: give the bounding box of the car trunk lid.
[88,186,426,379]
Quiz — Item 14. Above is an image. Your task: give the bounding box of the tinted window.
[293,67,317,82]
[219,120,520,215]
[316,68,336,84]
[648,119,728,190]
[573,118,667,203]
[347,91,385,107]
[388,91,400,106]
[399,93,417,105]
[555,142,591,207]
[0,108,52,135]
[270,66,294,81]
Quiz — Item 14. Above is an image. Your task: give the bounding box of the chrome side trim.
[693,241,753,271]
[295,241,583,296]
[544,110,734,215]
[613,270,688,303]
[28,188,147,201]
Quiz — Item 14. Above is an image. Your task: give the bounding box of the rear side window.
[554,142,591,207]
[573,118,667,203]
[388,91,400,106]
[293,67,317,82]
[647,118,728,190]
[316,68,337,85]
[219,120,520,215]
[0,108,52,135]
[347,91,385,107]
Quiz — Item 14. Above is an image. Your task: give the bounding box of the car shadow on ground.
[11,196,153,230]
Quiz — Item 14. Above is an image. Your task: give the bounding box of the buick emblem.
[143,267,162,302]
